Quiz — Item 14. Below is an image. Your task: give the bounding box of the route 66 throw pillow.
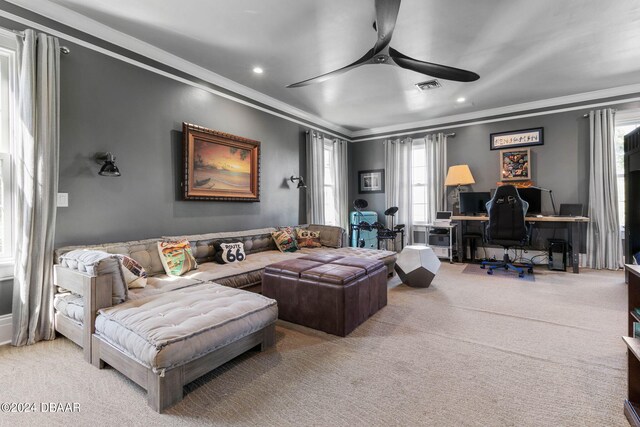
[214,241,246,264]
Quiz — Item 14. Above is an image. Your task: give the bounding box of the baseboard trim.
[0,314,12,345]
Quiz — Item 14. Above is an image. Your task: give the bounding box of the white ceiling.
[10,0,640,133]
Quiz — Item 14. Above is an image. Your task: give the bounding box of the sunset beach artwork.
[183,123,260,201]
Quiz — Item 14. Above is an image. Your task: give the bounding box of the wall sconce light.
[290,175,306,189]
[95,152,121,177]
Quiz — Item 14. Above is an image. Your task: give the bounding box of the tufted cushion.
[306,224,345,248]
[94,283,278,370]
[182,249,303,283]
[298,246,396,274]
[58,249,128,305]
[165,228,277,262]
[54,292,85,324]
[56,238,165,276]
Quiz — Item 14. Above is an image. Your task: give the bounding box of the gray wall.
[56,42,308,247]
[0,279,11,316]
[348,142,386,222]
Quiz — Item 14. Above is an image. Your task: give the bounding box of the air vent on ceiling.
[415,79,442,91]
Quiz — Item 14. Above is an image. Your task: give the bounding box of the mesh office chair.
[481,185,533,278]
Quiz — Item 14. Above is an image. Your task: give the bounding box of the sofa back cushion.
[164,227,277,263]
[57,249,128,305]
[55,238,165,276]
[304,224,346,248]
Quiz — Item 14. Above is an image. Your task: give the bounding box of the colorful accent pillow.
[213,241,246,264]
[157,239,198,276]
[295,228,322,248]
[115,254,148,289]
[277,226,298,245]
[272,229,298,253]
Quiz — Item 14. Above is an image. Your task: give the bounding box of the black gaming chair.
[480,185,533,278]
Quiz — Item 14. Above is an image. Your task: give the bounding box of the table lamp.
[445,164,475,211]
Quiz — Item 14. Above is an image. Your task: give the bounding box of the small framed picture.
[490,127,543,150]
[500,148,531,181]
[358,169,385,193]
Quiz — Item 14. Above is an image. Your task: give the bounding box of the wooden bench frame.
[53,265,113,363]
[54,264,278,412]
[92,323,276,412]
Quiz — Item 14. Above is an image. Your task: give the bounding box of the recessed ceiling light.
[253,67,264,74]
[457,97,466,103]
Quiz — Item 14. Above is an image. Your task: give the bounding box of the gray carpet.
[0,264,628,426]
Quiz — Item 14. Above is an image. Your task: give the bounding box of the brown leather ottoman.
[262,255,387,336]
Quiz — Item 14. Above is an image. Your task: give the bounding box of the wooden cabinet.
[624,127,640,266]
[624,265,640,426]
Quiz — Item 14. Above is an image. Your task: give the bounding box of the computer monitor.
[517,187,542,215]
[459,192,491,215]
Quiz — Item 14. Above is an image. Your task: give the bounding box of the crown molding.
[2,0,352,138]
[352,83,640,140]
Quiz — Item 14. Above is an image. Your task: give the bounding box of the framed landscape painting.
[182,123,260,201]
[500,148,531,181]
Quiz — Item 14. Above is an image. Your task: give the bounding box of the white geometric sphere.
[395,245,441,288]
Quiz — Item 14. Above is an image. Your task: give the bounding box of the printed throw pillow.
[278,226,299,244]
[115,254,148,289]
[157,239,198,276]
[272,229,298,253]
[213,241,246,264]
[295,228,322,248]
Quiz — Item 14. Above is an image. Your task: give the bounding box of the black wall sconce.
[95,152,121,177]
[290,175,306,189]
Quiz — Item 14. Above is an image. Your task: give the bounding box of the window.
[323,140,337,226]
[0,31,15,272]
[412,140,428,224]
[615,121,640,229]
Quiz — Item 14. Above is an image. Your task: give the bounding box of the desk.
[451,215,590,273]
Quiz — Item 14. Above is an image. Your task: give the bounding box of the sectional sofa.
[52,224,397,411]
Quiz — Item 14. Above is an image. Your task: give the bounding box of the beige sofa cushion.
[181,249,304,283]
[165,227,278,262]
[54,292,84,324]
[58,250,128,305]
[128,274,203,301]
[305,224,345,248]
[56,238,165,276]
[95,283,278,370]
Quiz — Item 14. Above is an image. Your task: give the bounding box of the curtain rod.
[11,29,70,54]
[583,109,616,118]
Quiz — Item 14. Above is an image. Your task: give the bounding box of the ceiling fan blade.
[373,0,401,53]
[287,49,375,88]
[389,47,480,82]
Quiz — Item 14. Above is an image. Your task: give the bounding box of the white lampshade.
[445,165,475,186]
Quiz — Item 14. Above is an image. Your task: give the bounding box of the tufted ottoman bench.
[262,255,387,336]
[91,283,277,412]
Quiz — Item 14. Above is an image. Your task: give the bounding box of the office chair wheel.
[480,265,485,269]
[487,270,493,275]
[518,272,524,278]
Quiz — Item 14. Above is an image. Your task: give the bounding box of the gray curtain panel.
[332,138,349,231]
[423,133,448,224]
[384,138,412,248]
[12,29,60,345]
[586,108,622,270]
[306,130,325,224]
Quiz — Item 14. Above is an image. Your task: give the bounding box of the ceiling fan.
[287,0,479,88]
